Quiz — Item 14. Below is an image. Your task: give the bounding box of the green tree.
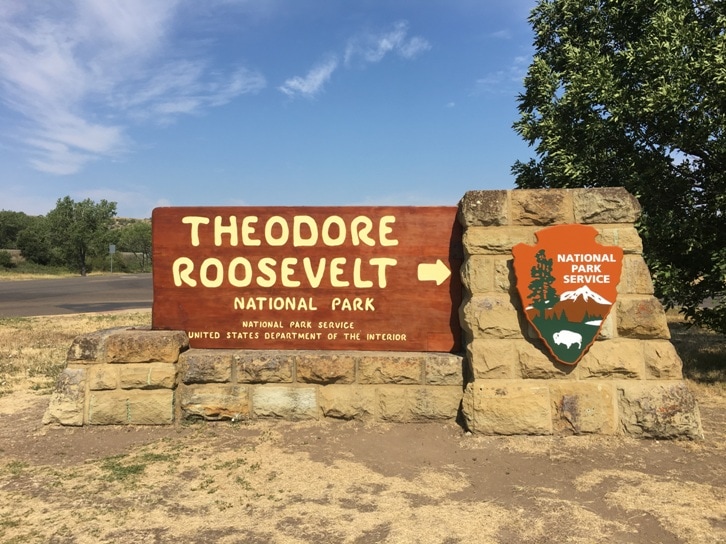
[17,215,56,265]
[118,221,152,272]
[513,0,726,333]
[528,249,558,318]
[45,197,117,276]
[0,211,33,249]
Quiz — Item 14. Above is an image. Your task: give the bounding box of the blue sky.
[0,1,536,219]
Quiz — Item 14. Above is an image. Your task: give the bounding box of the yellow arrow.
[417,260,451,286]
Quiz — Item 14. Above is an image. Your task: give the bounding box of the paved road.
[0,274,153,317]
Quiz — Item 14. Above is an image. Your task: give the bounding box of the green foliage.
[0,211,33,249]
[45,196,117,276]
[513,0,726,333]
[16,216,57,266]
[0,250,13,269]
[118,221,152,272]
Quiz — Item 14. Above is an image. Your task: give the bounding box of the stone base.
[461,379,703,439]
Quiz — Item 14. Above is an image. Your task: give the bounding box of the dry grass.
[0,310,150,397]
[0,310,724,543]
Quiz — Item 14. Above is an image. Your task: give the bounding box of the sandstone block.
[295,352,356,384]
[179,384,250,421]
[43,368,87,426]
[458,190,509,227]
[319,385,376,420]
[88,390,174,425]
[596,227,643,254]
[424,353,464,385]
[511,189,574,225]
[617,297,670,339]
[88,364,118,391]
[518,339,576,379]
[617,255,654,295]
[467,339,517,379]
[377,386,461,422]
[357,353,423,384]
[549,382,616,435]
[462,381,552,435]
[461,255,492,294]
[119,363,177,389]
[573,188,641,224]
[463,226,537,256]
[644,340,683,379]
[577,339,645,379]
[252,386,318,420]
[67,327,124,363]
[235,352,294,383]
[179,350,234,384]
[617,381,703,439]
[597,311,616,340]
[460,295,523,340]
[493,257,515,294]
[103,329,188,364]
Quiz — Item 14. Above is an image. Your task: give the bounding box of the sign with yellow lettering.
[512,224,623,365]
[152,206,463,352]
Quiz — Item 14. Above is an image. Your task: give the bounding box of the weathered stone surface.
[617,297,670,339]
[573,188,641,224]
[104,329,188,364]
[43,368,87,426]
[66,327,123,363]
[463,227,537,256]
[460,295,523,339]
[119,363,176,389]
[467,339,517,379]
[458,190,509,227]
[462,381,552,435]
[424,354,464,385]
[617,381,703,439]
[511,189,574,225]
[88,390,174,425]
[460,255,492,294]
[358,354,422,384]
[88,364,118,391]
[235,352,294,383]
[618,255,655,295]
[377,386,461,422]
[295,353,356,384]
[493,257,515,294]
[179,350,234,384]
[252,386,318,419]
[518,339,576,379]
[578,339,645,379]
[596,227,643,254]
[644,340,683,379]
[550,382,616,435]
[319,385,375,420]
[179,384,249,421]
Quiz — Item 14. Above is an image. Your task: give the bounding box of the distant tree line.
[0,196,151,275]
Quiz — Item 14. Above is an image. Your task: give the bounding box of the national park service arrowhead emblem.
[512,224,623,366]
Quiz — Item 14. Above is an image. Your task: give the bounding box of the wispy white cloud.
[344,21,430,66]
[280,20,429,99]
[474,55,530,95]
[0,0,266,175]
[278,57,339,98]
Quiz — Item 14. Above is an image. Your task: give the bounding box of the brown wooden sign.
[152,206,463,352]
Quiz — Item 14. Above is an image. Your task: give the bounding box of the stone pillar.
[43,327,188,425]
[457,188,702,437]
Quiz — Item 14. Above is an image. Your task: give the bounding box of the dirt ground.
[0,389,724,544]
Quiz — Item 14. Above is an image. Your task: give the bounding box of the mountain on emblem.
[512,224,623,366]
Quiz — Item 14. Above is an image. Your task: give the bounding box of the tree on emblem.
[528,249,558,319]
